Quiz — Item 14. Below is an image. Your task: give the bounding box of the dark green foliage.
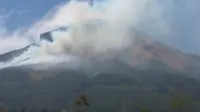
[1,68,200,112]
[140,107,150,112]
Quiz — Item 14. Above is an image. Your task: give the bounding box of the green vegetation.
[1,68,200,112]
[140,107,151,112]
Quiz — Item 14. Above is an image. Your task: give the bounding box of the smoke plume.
[0,0,168,69]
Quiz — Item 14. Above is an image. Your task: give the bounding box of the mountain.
[1,27,200,77]
[188,54,200,62]
[0,46,30,63]
[40,27,68,43]
[1,66,200,112]
[0,42,200,111]
[0,32,47,63]
[118,32,200,78]
[1,20,200,111]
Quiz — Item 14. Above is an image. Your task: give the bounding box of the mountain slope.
[0,46,30,62]
[1,28,200,77]
[119,32,200,77]
[0,27,200,111]
[0,67,200,112]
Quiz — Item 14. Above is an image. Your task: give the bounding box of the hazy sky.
[0,0,199,55]
[0,0,66,30]
[166,0,200,54]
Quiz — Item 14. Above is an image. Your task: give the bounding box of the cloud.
[0,13,10,36]
[1,0,200,56]
[0,13,30,54]
[0,0,171,67]
[26,0,167,55]
[0,0,199,71]
[0,0,170,55]
[15,10,30,16]
[148,0,200,54]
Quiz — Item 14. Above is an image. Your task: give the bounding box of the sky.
[0,0,199,55]
[0,0,66,30]
[166,0,200,55]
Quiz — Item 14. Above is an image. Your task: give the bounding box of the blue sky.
[0,0,199,55]
[167,0,200,54]
[0,0,67,30]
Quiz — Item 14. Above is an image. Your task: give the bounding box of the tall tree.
[71,94,90,112]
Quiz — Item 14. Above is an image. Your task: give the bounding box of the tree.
[71,94,90,112]
[140,107,150,112]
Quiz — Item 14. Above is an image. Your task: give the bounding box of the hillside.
[0,67,200,112]
[0,22,200,112]
[1,28,200,77]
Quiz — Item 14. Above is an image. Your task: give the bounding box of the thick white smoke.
[0,0,168,69]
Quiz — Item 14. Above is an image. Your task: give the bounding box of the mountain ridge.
[1,30,200,77]
[0,23,200,79]
[1,28,200,112]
